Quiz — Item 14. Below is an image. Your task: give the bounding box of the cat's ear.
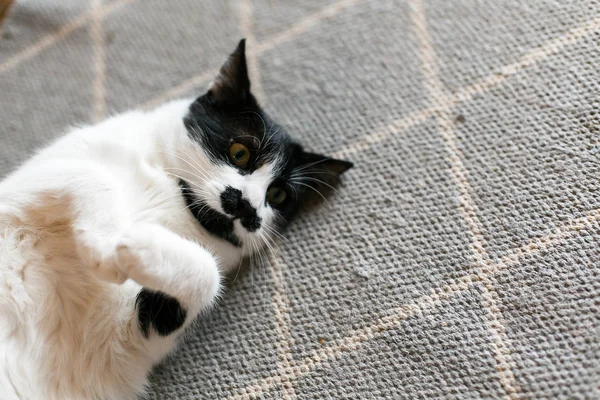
[207,39,251,105]
[300,152,353,187]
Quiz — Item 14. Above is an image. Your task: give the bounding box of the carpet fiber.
[1,0,599,398]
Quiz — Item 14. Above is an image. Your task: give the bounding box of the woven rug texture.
[1,0,599,398]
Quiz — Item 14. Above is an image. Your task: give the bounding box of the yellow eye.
[267,186,287,206]
[229,143,250,167]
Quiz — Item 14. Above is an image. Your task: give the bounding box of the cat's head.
[178,39,352,251]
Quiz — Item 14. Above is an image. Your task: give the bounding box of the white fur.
[0,99,279,399]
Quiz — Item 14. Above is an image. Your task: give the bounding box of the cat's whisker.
[262,122,274,151]
[292,158,332,173]
[292,176,340,194]
[164,145,213,176]
[248,235,266,282]
[262,123,287,152]
[263,224,280,237]
[231,134,261,144]
[290,169,342,180]
[231,245,245,284]
[178,192,210,212]
[255,235,269,271]
[157,148,211,180]
[289,181,330,205]
[258,231,276,260]
[162,171,212,197]
[264,230,287,257]
[152,191,196,211]
[164,167,210,186]
[240,111,266,149]
[248,236,267,301]
[257,231,290,304]
[262,224,289,245]
[172,143,214,180]
[285,182,299,200]
[257,229,276,255]
[189,202,212,216]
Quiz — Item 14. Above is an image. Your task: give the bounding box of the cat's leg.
[68,167,132,284]
[73,217,219,392]
[67,166,220,335]
[80,217,221,337]
[115,223,221,336]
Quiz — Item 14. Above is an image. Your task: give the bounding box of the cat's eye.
[266,186,287,206]
[229,143,250,168]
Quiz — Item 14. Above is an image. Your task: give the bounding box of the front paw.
[75,229,128,284]
[115,225,165,288]
[92,259,128,284]
[114,224,222,307]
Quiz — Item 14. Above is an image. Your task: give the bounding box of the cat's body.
[0,99,227,399]
[0,41,351,399]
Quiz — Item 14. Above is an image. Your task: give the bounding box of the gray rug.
[1,0,599,398]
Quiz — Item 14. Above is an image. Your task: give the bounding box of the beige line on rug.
[334,14,600,160]
[90,0,107,122]
[237,3,297,396]
[408,0,519,396]
[141,0,359,109]
[267,249,298,399]
[0,0,136,74]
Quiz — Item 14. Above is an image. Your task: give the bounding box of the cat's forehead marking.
[184,104,294,176]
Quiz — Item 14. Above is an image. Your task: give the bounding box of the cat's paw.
[114,224,221,307]
[115,225,165,289]
[75,228,128,284]
[91,259,128,284]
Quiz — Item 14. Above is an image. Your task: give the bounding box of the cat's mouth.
[178,179,242,247]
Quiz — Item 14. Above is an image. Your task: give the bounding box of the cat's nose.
[236,198,256,218]
[220,186,257,219]
[220,186,261,232]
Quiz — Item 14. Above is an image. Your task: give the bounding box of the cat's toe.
[115,224,165,287]
[91,259,128,284]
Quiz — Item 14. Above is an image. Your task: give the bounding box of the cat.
[0,39,352,400]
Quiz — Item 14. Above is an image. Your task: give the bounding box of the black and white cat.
[0,40,351,400]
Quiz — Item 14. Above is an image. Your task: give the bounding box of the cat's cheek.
[202,179,228,214]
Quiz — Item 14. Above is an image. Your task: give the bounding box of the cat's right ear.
[206,39,251,106]
[299,152,354,186]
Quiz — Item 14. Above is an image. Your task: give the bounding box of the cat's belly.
[0,217,150,400]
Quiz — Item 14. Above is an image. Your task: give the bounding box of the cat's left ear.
[208,39,251,105]
[300,152,354,186]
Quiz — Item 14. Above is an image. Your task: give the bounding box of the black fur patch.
[136,289,187,338]
[220,186,244,216]
[179,180,242,247]
[241,214,261,232]
[220,186,262,232]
